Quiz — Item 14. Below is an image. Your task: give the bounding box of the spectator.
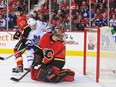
[4,12,15,29]
[110,14,116,31]
[63,14,71,31]
[51,13,59,26]
[80,4,89,18]
[38,12,47,22]
[71,0,79,10]
[74,14,86,31]
[14,1,23,12]
[30,11,39,20]
[0,14,6,29]
[61,0,69,10]
[91,14,100,26]
[38,5,44,13]
[43,0,49,9]
[51,0,59,13]
[101,13,108,26]
[0,0,4,10]
[109,0,116,9]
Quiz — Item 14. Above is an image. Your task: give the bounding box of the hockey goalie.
[30,25,75,82]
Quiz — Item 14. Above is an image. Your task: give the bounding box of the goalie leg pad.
[36,66,60,82]
[30,67,39,80]
[31,66,75,82]
[36,69,58,82]
[60,69,75,82]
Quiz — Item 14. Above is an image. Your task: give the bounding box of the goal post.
[83,26,116,83]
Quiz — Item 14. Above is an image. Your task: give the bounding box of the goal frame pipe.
[96,27,100,82]
[83,28,87,75]
[83,27,100,83]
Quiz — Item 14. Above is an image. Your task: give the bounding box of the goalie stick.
[0,48,26,60]
[10,69,30,82]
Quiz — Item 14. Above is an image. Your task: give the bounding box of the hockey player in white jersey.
[25,18,51,68]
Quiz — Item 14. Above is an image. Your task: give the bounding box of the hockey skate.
[12,65,23,73]
[12,65,30,78]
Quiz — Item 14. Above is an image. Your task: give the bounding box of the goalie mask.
[27,18,37,29]
[53,25,65,41]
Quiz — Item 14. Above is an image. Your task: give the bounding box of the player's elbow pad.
[23,26,31,38]
[13,30,21,39]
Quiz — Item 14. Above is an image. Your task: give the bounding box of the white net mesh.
[85,26,116,82]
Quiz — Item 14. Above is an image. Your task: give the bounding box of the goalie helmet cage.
[83,26,116,83]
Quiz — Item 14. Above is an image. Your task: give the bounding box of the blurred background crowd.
[0,0,116,31]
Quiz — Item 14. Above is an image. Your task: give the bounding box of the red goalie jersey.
[39,33,66,64]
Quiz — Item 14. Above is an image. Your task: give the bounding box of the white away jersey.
[27,20,51,46]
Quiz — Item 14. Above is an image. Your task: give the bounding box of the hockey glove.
[13,30,21,39]
[25,40,34,50]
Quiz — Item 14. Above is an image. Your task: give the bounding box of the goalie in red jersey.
[30,25,75,82]
[12,7,32,73]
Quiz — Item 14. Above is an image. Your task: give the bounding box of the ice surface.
[0,54,116,87]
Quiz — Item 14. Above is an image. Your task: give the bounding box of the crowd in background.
[35,0,116,31]
[0,0,38,30]
[0,0,116,31]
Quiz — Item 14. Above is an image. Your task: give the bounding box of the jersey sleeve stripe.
[54,58,65,62]
[24,25,29,29]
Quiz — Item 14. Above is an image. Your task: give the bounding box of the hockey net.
[83,26,116,82]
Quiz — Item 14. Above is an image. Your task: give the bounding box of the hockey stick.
[10,47,40,82]
[0,48,26,60]
[1,27,14,36]
[10,69,30,82]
